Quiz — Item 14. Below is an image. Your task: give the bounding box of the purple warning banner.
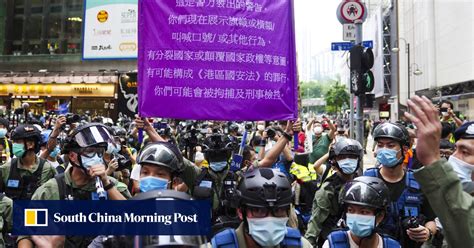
[138,0,297,121]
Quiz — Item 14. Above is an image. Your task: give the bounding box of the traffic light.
[350,45,374,95]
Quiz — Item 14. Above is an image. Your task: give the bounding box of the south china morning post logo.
[24,209,48,227]
[52,212,198,225]
[14,200,211,236]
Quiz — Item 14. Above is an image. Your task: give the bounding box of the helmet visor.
[73,125,113,148]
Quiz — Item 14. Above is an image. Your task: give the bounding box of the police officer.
[193,133,240,234]
[323,176,400,248]
[0,193,12,247]
[17,123,131,247]
[364,122,437,247]
[211,168,312,247]
[305,138,363,247]
[88,141,205,248]
[404,95,474,247]
[135,141,188,193]
[0,124,56,200]
[132,141,207,247]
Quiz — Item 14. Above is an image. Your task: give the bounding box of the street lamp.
[391,38,422,102]
[411,63,423,76]
[391,38,410,100]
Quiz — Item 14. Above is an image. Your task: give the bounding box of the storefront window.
[67,0,83,12]
[48,15,61,39]
[26,16,42,40]
[12,18,23,40]
[15,0,25,7]
[5,0,85,55]
[65,14,82,40]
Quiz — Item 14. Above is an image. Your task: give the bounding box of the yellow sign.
[0,83,115,97]
[97,10,109,23]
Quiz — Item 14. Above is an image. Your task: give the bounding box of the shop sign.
[0,83,115,97]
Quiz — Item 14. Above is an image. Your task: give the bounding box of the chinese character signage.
[138,0,298,121]
[83,0,138,60]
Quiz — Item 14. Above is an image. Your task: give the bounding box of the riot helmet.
[11,124,42,154]
[339,176,390,210]
[201,133,233,163]
[237,168,293,208]
[373,122,409,147]
[329,138,363,175]
[62,123,112,154]
[130,190,208,247]
[137,141,184,175]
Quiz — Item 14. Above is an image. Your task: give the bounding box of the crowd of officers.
[0,96,471,247]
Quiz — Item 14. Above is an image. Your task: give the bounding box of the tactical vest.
[54,174,109,200]
[192,168,238,211]
[327,230,400,248]
[211,227,302,248]
[54,174,105,247]
[193,168,239,235]
[0,158,45,200]
[316,174,347,247]
[364,168,423,240]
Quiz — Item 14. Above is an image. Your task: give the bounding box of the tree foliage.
[299,81,324,99]
[324,82,349,114]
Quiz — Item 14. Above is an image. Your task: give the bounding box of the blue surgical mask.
[448,155,474,181]
[209,161,227,172]
[12,143,26,158]
[140,176,169,192]
[338,158,358,174]
[106,143,120,154]
[376,148,401,167]
[0,128,7,138]
[49,146,61,158]
[80,153,104,168]
[248,216,289,246]
[346,213,375,238]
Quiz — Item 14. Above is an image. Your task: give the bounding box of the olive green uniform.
[0,157,57,198]
[17,166,131,245]
[0,194,12,247]
[414,159,474,247]
[29,166,131,200]
[305,174,346,247]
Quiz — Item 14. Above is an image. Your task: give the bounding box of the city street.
[0,0,472,247]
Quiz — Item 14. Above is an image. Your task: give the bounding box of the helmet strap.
[22,141,28,158]
[395,146,406,166]
[241,207,250,234]
[73,152,89,175]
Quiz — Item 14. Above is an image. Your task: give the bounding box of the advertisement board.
[83,0,138,60]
